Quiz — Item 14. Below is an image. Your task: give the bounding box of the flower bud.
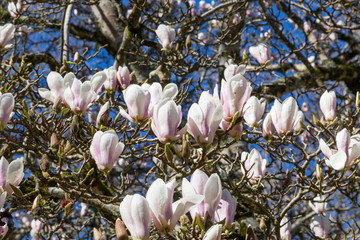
[249,43,271,64]
[115,218,128,240]
[90,130,125,171]
[319,90,336,121]
[155,24,176,49]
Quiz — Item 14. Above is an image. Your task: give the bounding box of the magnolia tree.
[0,0,359,239]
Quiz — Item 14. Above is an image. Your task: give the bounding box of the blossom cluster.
[119,170,236,240]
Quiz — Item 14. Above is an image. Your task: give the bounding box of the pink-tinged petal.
[7,157,24,186]
[174,125,188,142]
[0,157,9,189]
[0,192,6,209]
[148,83,162,105]
[38,88,55,103]
[319,139,332,159]
[79,81,94,112]
[63,87,75,111]
[204,173,222,220]
[47,72,64,99]
[120,194,151,240]
[336,128,350,156]
[207,104,223,143]
[163,83,178,100]
[91,71,107,93]
[215,189,237,227]
[329,150,347,170]
[171,194,204,229]
[293,110,305,132]
[187,103,204,143]
[348,142,360,166]
[146,179,172,230]
[190,169,208,195]
[262,113,272,137]
[0,24,15,48]
[203,224,222,240]
[90,131,105,169]
[63,72,75,89]
[119,106,134,122]
[280,97,298,133]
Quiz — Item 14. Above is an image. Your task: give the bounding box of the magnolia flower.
[182,170,222,220]
[120,194,151,240]
[0,156,24,194]
[0,23,16,50]
[319,128,360,170]
[117,66,131,89]
[187,91,223,145]
[215,189,237,227]
[221,74,252,122]
[249,43,271,64]
[155,24,176,49]
[310,215,331,238]
[147,82,178,106]
[151,99,187,143]
[280,217,291,240]
[203,224,222,240]
[38,72,75,103]
[309,195,327,215]
[223,64,246,81]
[146,179,203,232]
[96,102,110,128]
[8,1,28,17]
[319,90,336,121]
[103,67,117,90]
[264,97,304,135]
[64,74,105,112]
[90,130,125,171]
[39,72,106,109]
[0,93,14,130]
[119,84,151,123]
[242,96,266,127]
[30,219,44,240]
[241,149,267,181]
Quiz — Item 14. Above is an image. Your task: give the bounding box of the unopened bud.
[243,49,248,64]
[164,143,173,162]
[64,141,71,153]
[29,106,36,120]
[356,92,360,108]
[93,227,102,240]
[40,154,50,172]
[185,35,192,49]
[129,71,137,85]
[182,137,190,160]
[259,217,267,232]
[32,194,41,211]
[70,115,79,136]
[316,164,323,182]
[115,218,128,240]
[50,133,59,148]
[74,52,80,63]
